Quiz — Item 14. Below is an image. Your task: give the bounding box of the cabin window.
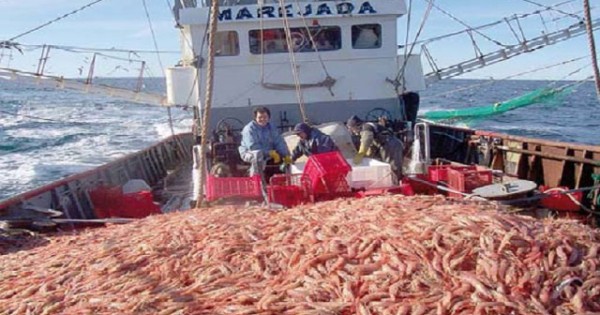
[352,24,381,49]
[249,26,341,54]
[213,31,240,56]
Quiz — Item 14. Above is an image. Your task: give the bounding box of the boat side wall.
[0,134,194,221]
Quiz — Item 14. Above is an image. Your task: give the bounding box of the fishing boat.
[1,0,599,230]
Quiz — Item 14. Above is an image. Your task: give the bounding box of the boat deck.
[157,163,194,213]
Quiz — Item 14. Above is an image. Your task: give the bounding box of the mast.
[583,0,600,100]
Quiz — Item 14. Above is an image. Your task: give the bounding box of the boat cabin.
[168,0,425,130]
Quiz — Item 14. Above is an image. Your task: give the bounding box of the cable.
[9,0,108,41]
[520,0,581,20]
[12,43,179,55]
[395,0,433,90]
[422,56,589,99]
[0,109,85,125]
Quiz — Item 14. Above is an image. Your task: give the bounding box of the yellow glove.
[268,150,281,163]
[283,156,293,165]
[353,152,365,165]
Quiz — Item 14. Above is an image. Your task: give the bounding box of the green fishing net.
[422,87,570,121]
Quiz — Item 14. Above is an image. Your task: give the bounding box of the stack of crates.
[268,174,312,208]
[447,166,493,197]
[303,151,352,201]
[205,175,263,202]
[428,164,477,182]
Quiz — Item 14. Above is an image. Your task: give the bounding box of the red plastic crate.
[354,183,415,198]
[447,168,493,197]
[303,151,351,183]
[539,186,582,212]
[268,185,305,207]
[89,187,160,218]
[313,174,352,199]
[89,186,123,219]
[205,175,263,202]
[268,174,312,207]
[405,174,438,195]
[428,164,477,182]
[303,151,351,198]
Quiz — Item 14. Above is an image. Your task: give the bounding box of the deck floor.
[157,163,194,213]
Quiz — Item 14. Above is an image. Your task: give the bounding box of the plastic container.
[166,66,198,107]
[347,158,394,189]
[303,151,351,181]
[354,183,414,198]
[119,191,161,218]
[268,174,312,207]
[205,175,263,202]
[405,174,438,195]
[428,164,477,182]
[447,167,493,197]
[303,152,351,198]
[539,186,582,212]
[89,186,160,218]
[89,186,123,219]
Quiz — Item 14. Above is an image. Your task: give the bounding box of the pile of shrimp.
[1,194,599,314]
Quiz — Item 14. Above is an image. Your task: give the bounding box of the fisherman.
[239,106,292,177]
[346,115,404,179]
[290,123,338,162]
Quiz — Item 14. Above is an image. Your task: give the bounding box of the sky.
[0,0,598,81]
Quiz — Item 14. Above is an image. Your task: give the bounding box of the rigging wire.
[394,0,433,90]
[415,1,583,46]
[292,0,334,82]
[279,0,308,122]
[7,43,179,55]
[520,0,582,20]
[8,0,108,41]
[423,56,590,99]
[0,109,86,125]
[423,0,507,48]
[141,0,176,136]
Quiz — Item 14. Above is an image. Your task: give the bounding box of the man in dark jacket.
[346,115,404,179]
[290,123,338,162]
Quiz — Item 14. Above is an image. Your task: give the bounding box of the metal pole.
[194,0,219,208]
[583,0,600,100]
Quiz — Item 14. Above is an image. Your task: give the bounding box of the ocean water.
[1,78,598,201]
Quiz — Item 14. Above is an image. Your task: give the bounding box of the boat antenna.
[583,0,600,100]
[195,0,220,208]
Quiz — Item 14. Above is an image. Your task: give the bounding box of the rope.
[195,0,219,208]
[400,0,413,90]
[293,0,335,96]
[520,0,582,20]
[8,0,108,41]
[422,56,589,99]
[0,109,85,125]
[10,43,179,55]
[141,0,166,75]
[142,0,178,139]
[279,0,308,123]
[394,0,433,91]
[416,2,580,46]
[583,0,600,100]
[423,0,507,48]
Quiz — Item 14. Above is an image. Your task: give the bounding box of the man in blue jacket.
[290,123,338,162]
[239,107,291,176]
